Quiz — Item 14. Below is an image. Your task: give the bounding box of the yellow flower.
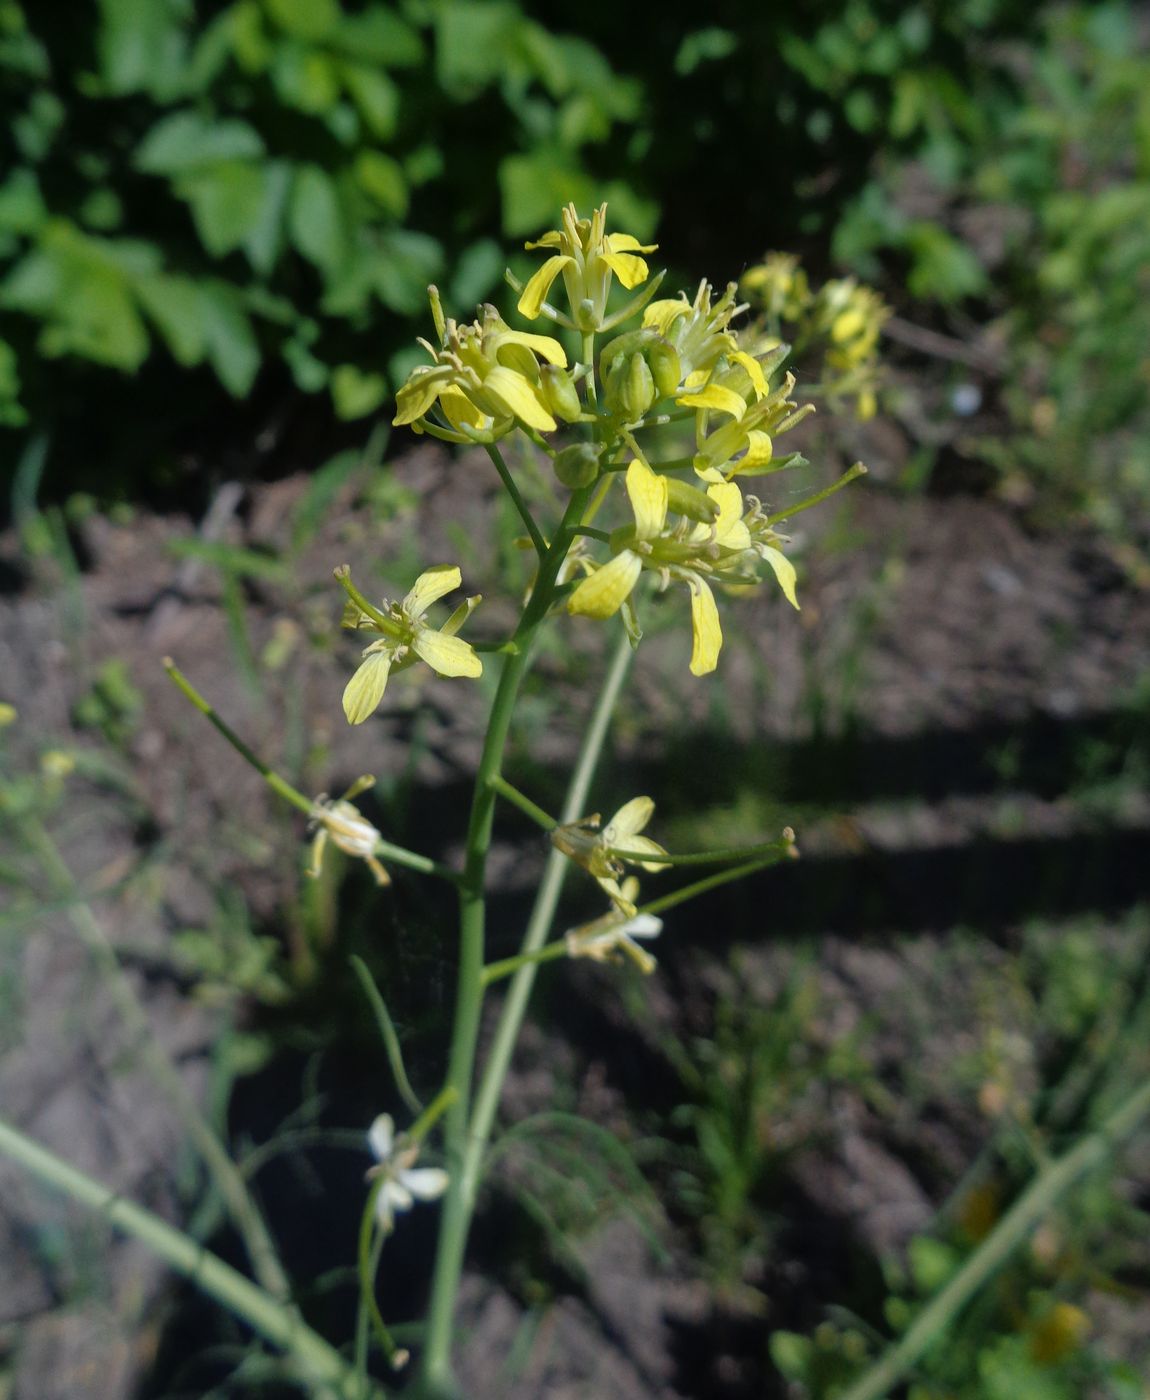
[394,292,570,442]
[551,796,667,913]
[740,252,812,321]
[308,776,390,886]
[0,702,16,727]
[517,203,660,332]
[564,877,662,974]
[567,459,763,676]
[340,564,482,725]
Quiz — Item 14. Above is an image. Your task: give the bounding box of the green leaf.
[436,1,519,94]
[282,336,329,393]
[97,0,189,98]
[0,171,47,235]
[135,273,205,366]
[177,162,270,257]
[264,0,339,41]
[374,229,443,314]
[40,262,150,372]
[198,282,260,396]
[907,1235,961,1294]
[674,28,738,76]
[331,364,387,419]
[242,160,294,277]
[339,63,399,139]
[135,111,265,174]
[448,238,503,307]
[769,1331,813,1382]
[289,164,347,273]
[271,43,341,114]
[353,151,407,218]
[332,9,423,67]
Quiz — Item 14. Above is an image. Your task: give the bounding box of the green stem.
[763,461,867,527]
[0,1116,374,1399]
[487,774,557,831]
[22,816,292,1306]
[164,661,457,883]
[840,1074,1150,1400]
[417,488,594,1396]
[484,444,547,560]
[480,941,569,987]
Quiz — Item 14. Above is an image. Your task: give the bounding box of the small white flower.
[366,1114,449,1233]
[307,776,390,886]
[563,878,663,974]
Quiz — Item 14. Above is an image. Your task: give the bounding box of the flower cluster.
[393,292,580,443]
[740,253,890,421]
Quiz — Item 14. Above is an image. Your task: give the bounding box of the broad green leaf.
[353,151,407,218]
[0,171,47,235]
[135,111,265,174]
[339,63,399,139]
[271,43,340,114]
[97,0,189,98]
[283,336,329,392]
[40,262,149,372]
[199,281,260,396]
[332,9,423,67]
[289,165,347,273]
[436,1,519,93]
[177,163,269,257]
[264,0,339,41]
[135,273,205,366]
[242,160,294,277]
[499,153,596,237]
[331,364,387,420]
[374,229,443,314]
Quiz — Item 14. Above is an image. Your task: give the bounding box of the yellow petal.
[607,233,658,254]
[482,365,556,432]
[707,481,751,550]
[494,328,568,367]
[524,230,563,250]
[599,249,649,290]
[688,578,722,676]
[411,628,483,678]
[643,298,689,336]
[760,545,800,610]
[517,254,574,319]
[625,459,668,539]
[607,795,654,840]
[393,371,447,426]
[567,550,642,619]
[730,350,769,399]
[677,383,747,419]
[617,834,668,872]
[737,431,774,474]
[404,564,461,619]
[343,650,392,724]
[439,386,486,431]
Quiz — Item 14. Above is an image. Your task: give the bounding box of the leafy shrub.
[0,0,652,493]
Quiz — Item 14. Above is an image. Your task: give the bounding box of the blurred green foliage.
[2,0,1147,543]
[0,0,652,490]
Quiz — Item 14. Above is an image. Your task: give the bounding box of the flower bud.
[665,477,719,524]
[646,337,681,398]
[606,352,656,419]
[553,442,601,489]
[540,365,582,423]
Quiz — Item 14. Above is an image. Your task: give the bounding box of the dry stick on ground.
[882,316,1002,374]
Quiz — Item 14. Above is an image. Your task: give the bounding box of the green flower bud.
[540,365,582,423]
[553,442,601,488]
[665,477,719,524]
[646,337,681,398]
[604,352,656,420]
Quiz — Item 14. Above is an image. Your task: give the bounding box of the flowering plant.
[0,204,862,1400]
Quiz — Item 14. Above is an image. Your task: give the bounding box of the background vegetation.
[2,1,1148,1397]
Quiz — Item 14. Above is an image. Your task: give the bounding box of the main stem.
[418,488,593,1395]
